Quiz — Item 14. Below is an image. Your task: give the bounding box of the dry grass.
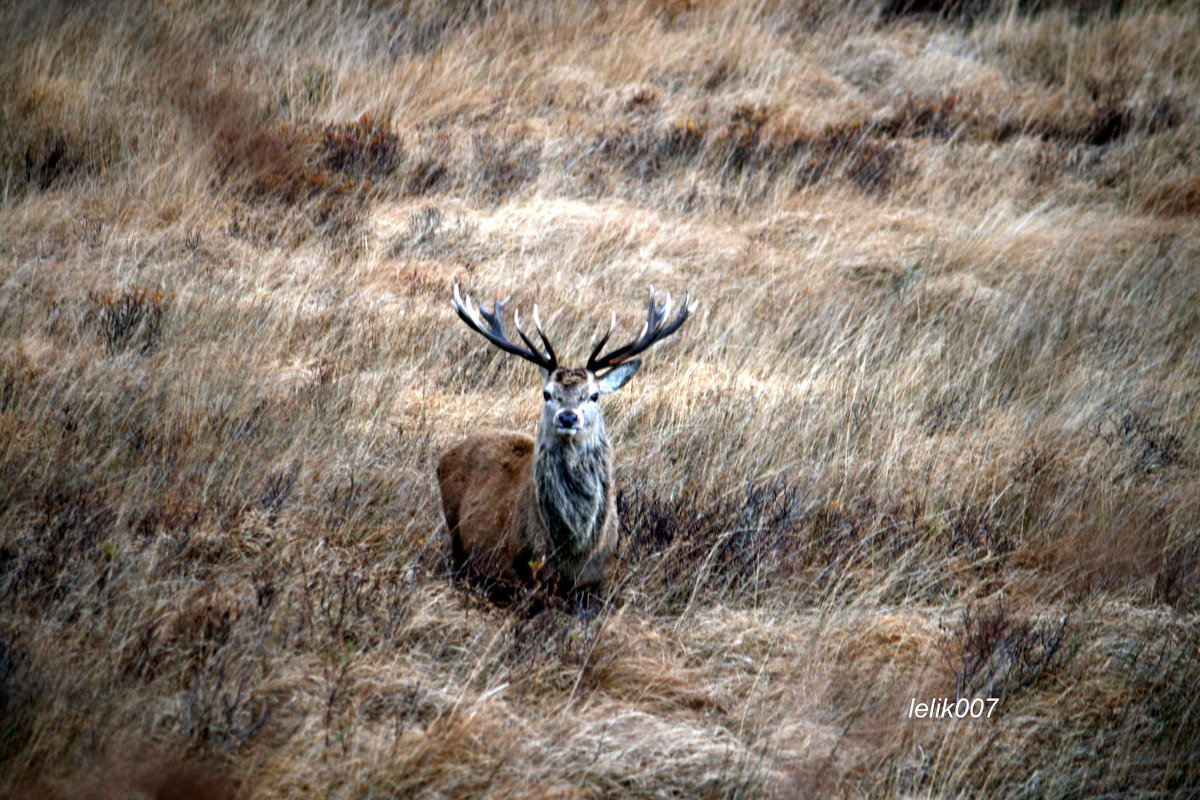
[2,0,1198,797]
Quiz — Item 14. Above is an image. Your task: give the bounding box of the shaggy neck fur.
[534,422,611,564]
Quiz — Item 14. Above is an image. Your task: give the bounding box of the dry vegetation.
[2,0,1199,797]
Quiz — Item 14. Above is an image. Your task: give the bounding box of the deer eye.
[590,392,600,402]
[543,390,551,401]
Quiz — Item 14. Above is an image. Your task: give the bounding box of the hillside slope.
[2,2,1198,797]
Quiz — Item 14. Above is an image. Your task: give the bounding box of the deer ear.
[596,360,641,394]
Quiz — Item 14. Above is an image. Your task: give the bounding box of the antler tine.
[586,287,695,374]
[451,283,557,371]
[532,305,558,367]
[586,310,618,370]
[512,307,559,369]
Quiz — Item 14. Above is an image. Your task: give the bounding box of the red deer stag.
[437,284,694,595]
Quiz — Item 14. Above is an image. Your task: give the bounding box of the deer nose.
[555,410,578,429]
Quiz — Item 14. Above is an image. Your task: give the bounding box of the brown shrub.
[89,287,173,355]
[1,757,239,800]
[1141,175,1200,216]
[593,104,915,194]
[471,133,542,201]
[939,600,1071,700]
[618,480,1014,608]
[211,113,402,238]
[0,76,123,194]
[319,114,402,180]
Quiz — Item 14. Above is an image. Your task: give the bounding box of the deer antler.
[587,287,694,374]
[451,283,558,371]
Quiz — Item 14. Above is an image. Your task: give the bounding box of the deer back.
[437,430,534,585]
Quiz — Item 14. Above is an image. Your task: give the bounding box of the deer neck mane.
[533,423,612,561]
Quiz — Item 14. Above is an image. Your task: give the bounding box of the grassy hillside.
[2,1,1198,797]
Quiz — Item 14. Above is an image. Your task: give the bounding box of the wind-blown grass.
[1,1,1198,797]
